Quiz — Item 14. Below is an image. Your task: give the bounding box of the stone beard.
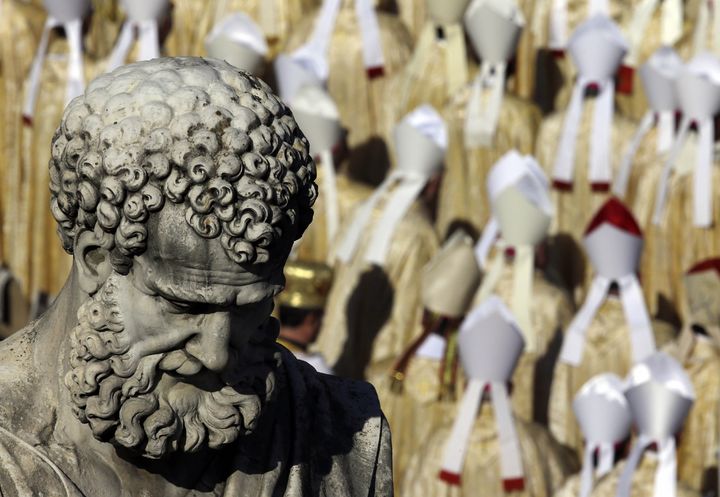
[65,273,279,459]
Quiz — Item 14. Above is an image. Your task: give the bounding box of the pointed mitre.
[43,0,90,21]
[422,230,482,319]
[458,296,525,382]
[426,0,471,25]
[624,351,695,441]
[676,52,720,122]
[640,47,683,113]
[206,13,268,75]
[290,84,342,157]
[464,0,524,65]
[121,0,168,21]
[274,53,324,103]
[488,151,553,249]
[574,373,632,445]
[394,104,447,179]
[568,15,628,82]
[583,198,643,280]
[684,259,720,330]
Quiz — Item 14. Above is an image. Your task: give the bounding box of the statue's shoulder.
[281,352,393,495]
[0,325,42,398]
[0,423,84,496]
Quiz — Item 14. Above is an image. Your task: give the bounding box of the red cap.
[584,197,642,237]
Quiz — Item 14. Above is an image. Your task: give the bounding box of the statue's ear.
[74,230,113,295]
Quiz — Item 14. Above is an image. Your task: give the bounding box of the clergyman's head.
[50,57,316,459]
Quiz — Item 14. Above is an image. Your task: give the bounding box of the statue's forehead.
[137,203,282,305]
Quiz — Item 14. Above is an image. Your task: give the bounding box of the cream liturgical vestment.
[587,457,699,497]
[314,201,438,378]
[375,231,481,493]
[403,401,576,497]
[0,0,44,320]
[284,1,413,185]
[549,298,677,455]
[164,0,319,58]
[294,170,372,264]
[389,0,473,123]
[19,3,120,313]
[437,90,540,235]
[672,334,720,494]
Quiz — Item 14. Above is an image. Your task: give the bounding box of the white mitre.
[614,47,683,197]
[653,52,720,228]
[439,296,526,490]
[206,13,269,75]
[23,0,91,124]
[559,198,655,367]
[291,84,343,255]
[573,374,632,497]
[273,53,324,103]
[105,0,170,73]
[552,15,628,192]
[463,0,524,148]
[616,352,695,497]
[335,105,447,267]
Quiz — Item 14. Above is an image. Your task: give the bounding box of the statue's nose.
[184,312,232,373]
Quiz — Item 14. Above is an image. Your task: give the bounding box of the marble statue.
[0,57,392,496]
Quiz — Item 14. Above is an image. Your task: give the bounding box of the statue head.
[50,57,317,459]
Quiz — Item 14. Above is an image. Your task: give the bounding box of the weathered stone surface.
[0,57,392,496]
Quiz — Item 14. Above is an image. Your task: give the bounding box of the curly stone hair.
[49,57,317,274]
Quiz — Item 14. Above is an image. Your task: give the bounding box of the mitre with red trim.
[560,198,655,366]
[439,296,526,491]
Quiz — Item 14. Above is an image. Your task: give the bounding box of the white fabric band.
[693,0,720,55]
[23,17,85,123]
[319,149,339,260]
[548,0,569,49]
[355,0,385,73]
[613,111,655,198]
[440,380,523,485]
[693,118,714,228]
[625,0,659,67]
[364,175,426,266]
[625,0,683,66]
[292,0,341,81]
[560,274,654,365]
[580,442,615,497]
[464,62,507,148]
[553,76,615,187]
[292,0,384,80]
[618,274,656,363]
[106,19,161,73]
[616,436,676,497]
[549,0,609,49]
[475,217,499,269]
[334,173,394,263]
[559,275,612,365]
[590,79,615,185]
[335,171,426,266]
[579,444,596,497]
[511,245,536,352]
[653,116,691,225]
[652,116,715,228]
